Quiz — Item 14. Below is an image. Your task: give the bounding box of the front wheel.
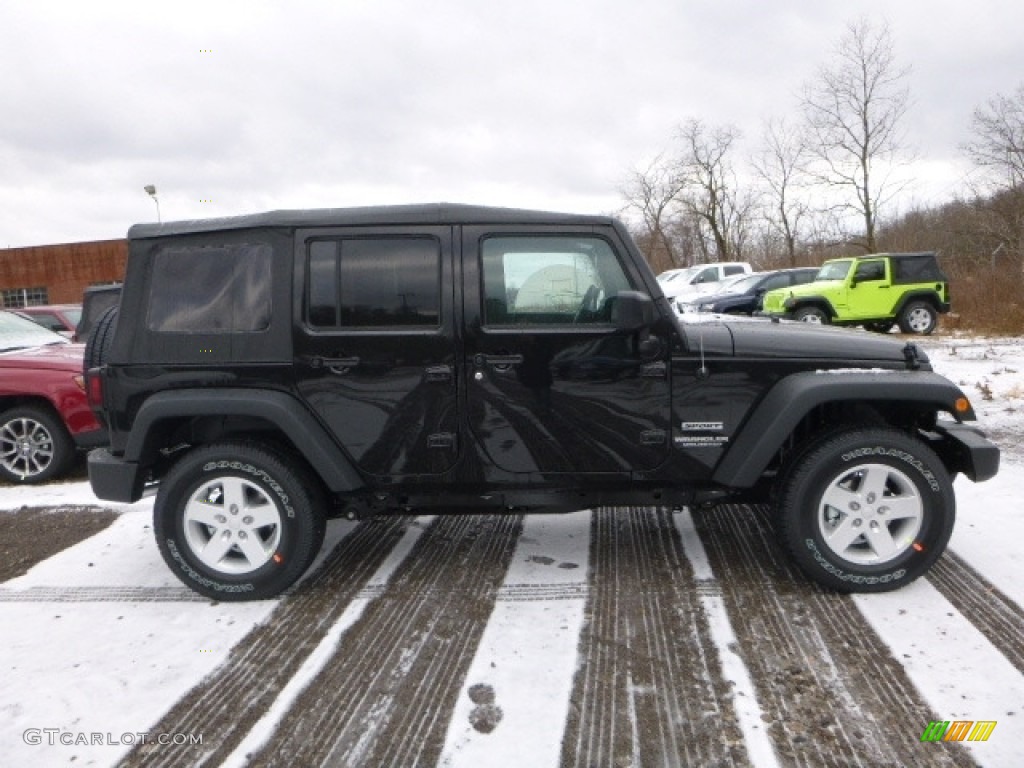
[793,306,829,324]
[154,442,326,600]
[776,428,954,592]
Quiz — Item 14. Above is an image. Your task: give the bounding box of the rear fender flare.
[124,389,364,492]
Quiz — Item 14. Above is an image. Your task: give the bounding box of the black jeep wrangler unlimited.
[85,204,999,600]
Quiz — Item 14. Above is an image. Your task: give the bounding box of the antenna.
[697,327,709,380]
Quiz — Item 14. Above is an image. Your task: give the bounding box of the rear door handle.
[306,355,361,373]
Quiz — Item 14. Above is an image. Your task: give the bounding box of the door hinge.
[428,432,457,449]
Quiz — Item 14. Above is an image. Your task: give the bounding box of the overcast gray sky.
[1,0,1022,248]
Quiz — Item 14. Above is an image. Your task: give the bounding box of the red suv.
[0,311,105,483]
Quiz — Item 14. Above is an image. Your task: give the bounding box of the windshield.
[658,267,697,284]
[0,311,69,352]
[816,260,853,281]
[720,273,762,294]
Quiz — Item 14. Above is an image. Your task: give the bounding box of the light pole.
[144,185,161,223]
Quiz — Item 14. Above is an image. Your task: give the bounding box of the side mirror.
[612,290,655,331]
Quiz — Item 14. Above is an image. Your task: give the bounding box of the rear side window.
[892,254,946,283]
[306,237,441,328]
[147,243,272,333]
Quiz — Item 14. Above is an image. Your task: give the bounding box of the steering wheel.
[573,285,601,323]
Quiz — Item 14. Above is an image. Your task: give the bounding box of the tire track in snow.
[438,511,590,768]
[560,507,748,768]
[927,549,1024,674]
[694,504,969,767]
[118,515,413,768]
[244,513,523,768]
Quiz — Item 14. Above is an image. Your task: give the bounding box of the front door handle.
[425,365,452,382]
[474,353,524,368]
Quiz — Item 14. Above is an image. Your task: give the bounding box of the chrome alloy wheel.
[0,416,55,479]
[816,462,924,565]
[182,476,283,574]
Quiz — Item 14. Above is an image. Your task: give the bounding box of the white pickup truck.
[657,262,752,305]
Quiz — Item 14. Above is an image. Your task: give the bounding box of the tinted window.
[791,271,817,286]
[147,243,272,333]
[482,236,632,326]
[892,254,945,283]
[723,265,746,276]
[307,238,440,328]
[760,274,791,292]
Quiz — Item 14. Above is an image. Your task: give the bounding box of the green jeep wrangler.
[761,252,950,334]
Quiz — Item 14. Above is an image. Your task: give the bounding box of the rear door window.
[306,237,441,329]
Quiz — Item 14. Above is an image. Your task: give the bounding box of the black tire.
[793,306,829,325]
[776,427,954,592]
[0,405,76,484]
[154,441,327,600]
[84,306,119,373]
[863,321,894,334]
[898,301,938,335]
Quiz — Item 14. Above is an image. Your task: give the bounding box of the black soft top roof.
[127,203,614,239]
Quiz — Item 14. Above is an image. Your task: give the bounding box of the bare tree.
[621,154,688,271]
[964,83,1024,191]
[962,83,1024,267]
[801,17,911,252]
[752,117,811,265]
[675,119,749,262]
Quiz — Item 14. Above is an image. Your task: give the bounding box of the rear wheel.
[793,306,829,324]
[898,301,937,335]
[154,441,326,600]
[776,427,954,592]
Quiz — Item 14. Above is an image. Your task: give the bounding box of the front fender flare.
[711,371,973,488]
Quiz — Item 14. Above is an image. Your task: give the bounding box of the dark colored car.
[683,268,819,315]
[0,312,105,483]
[75,283,121,343]
[85,204,998,600]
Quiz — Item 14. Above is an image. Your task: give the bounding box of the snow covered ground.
[0,333,1021,767]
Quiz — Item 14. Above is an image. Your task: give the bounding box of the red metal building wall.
[0,239,127,304]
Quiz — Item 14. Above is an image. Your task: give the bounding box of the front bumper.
[928,422,1000,482]
[87,448,146,503]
